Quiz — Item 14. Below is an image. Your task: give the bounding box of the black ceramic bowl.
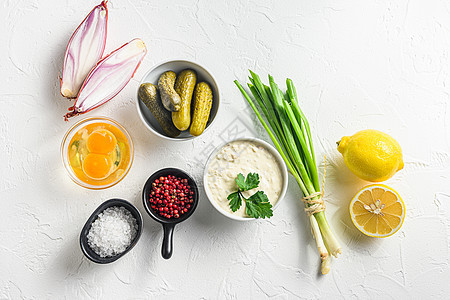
[80,199,143,264]
[142,168,199,259]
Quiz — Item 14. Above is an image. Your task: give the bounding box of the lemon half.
[350,184,405,238]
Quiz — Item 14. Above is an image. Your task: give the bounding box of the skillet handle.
[162,223,175,259]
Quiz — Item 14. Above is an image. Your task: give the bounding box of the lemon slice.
[350,184,405,238]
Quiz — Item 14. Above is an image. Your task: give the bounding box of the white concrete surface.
[1,0,449,299]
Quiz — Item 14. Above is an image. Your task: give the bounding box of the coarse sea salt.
[87,206,138,258]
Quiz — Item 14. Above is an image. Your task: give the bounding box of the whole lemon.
[337,129,403,182]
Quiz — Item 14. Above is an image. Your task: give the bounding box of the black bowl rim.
[79,198,143,264]
[142,167,199,224]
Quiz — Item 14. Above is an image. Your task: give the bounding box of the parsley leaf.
[234,172,260,191]
[227,173,273,219]
[247,190,270,204]
[246,200,273,219]
[246,191,273,219]
[244,173,259,191]
[227,191,242,212]
[235,173,246,191]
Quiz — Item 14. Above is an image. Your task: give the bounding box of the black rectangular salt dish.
[80,198,143,264]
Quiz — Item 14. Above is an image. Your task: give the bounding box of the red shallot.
[64,39,147,120]
[60,1,108,99]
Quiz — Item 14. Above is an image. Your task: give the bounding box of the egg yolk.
[82,153,113,180]
[86,129,117,154]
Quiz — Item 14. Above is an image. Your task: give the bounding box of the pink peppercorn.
[149,174,194,219]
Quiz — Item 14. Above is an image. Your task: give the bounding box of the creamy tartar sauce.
[206,140,283,217]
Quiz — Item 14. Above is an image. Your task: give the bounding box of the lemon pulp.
[350,184,405,238]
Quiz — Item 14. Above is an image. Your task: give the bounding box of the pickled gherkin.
[190,82,213,136]
[172,69,197,131]
[138,83,181,137]
[158,71,181,112]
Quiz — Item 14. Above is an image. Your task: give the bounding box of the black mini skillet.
[142,168,199,259]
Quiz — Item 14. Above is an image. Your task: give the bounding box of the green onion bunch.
[235,71,341,274]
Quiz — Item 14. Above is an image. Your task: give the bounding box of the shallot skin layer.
[64,39,147,120]
[60,1,108,99]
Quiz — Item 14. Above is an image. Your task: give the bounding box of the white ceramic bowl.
[203,138,288,221]
[136,59,220,141]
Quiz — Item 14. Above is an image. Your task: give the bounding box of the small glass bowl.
[61,116,134,190]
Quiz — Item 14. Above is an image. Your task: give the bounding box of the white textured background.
[1,0,449,299]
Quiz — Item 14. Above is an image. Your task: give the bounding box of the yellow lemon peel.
[337,129,403,182]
